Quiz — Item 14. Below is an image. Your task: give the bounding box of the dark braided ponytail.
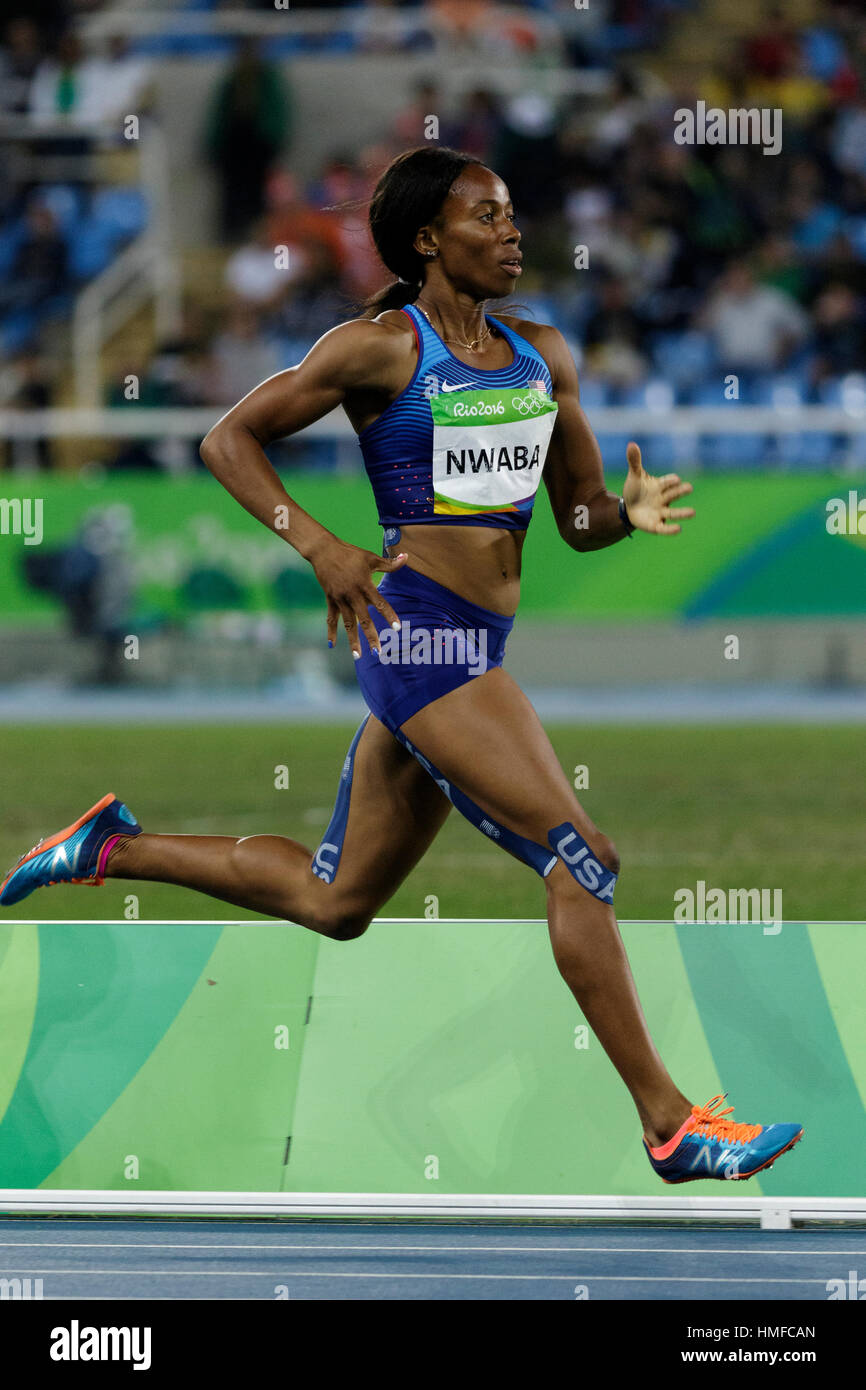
[362,146,480,317]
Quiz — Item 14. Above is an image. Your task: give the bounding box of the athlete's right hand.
[309,538,408,658]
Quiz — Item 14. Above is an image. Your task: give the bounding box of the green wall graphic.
[0,920,863,1200]
[0,473,863,625]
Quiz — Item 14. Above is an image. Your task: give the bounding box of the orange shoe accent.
[647,1093,762,1160]
[690,1094,762,1145]
[648,1116,694,1161]
[0,793,116,896]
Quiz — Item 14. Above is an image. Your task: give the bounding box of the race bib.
[430,386,558,517]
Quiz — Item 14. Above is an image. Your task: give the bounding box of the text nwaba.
[446,444,541,475]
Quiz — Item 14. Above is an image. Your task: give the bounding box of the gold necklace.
[416,303,493,352]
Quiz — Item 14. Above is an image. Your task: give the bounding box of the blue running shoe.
[645,1094,803,1183]
[0,794,141,907]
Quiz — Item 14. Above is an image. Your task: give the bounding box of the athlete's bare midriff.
[385,523,525,616]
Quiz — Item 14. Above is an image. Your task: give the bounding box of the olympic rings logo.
[512,394,547,415]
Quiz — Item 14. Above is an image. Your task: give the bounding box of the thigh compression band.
[311,725,618,905]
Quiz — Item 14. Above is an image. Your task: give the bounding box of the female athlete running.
[2,147,802,1182]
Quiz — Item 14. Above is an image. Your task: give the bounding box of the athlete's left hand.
[622,442,695,536]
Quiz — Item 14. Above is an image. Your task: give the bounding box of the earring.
[426,251,437,259]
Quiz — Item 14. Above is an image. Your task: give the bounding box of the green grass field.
[0,723,862,923]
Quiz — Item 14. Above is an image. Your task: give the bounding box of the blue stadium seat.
[801,26,847,80]
[619,377,686,470]
[574,377,609,409]
[750,372,809,407]
[686,381,769,470]
[749,372,834,468]
[0,306,38,354]
[0,219,25,278]
[688,381,738,407]
[68,218,116,280]
[35,185,83,235]
[843,216,866,260]
[698,432,771,471]
[620,378,676,410]
[594,431,634,465]
[818,373,866,409]
[818,374,866,467]
[510,292,567,333]
[91,188,150,244]
[650,330,715,389]
[276,336,318,369]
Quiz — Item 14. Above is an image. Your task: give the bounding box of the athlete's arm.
[537,325,695,550]
[199,319,409,655]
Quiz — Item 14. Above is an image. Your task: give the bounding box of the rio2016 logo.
[451,400,505,418]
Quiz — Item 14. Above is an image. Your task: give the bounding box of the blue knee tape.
[548,822,617,903]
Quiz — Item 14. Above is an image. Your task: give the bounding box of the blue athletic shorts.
[313,566,609,887]
[314,566,612,891]
[353,566,514,734]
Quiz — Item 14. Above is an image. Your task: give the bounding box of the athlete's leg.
[401,668,691,1148]
[106,716,451,940]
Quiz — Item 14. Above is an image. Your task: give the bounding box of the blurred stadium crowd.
[1,0,865,472]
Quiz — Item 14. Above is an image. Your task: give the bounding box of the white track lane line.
[0,1269,838,1283]
[0,1241,862,1255]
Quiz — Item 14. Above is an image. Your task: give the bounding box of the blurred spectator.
[207,303,283,405]
[86,37,152,125]
[0,18,43,114]
[3,0,865,438]
[29,32,92,123]
[1,348,53,471]
[311,154,383,300]
[277,240,351,340]
[832,92,866,178]
[264,169,344,280]
[494,91,562,215]
[21,503,135,685]
[105,342,207,473]
[429,0,547,56]
[742,4,798,80]
[700,262,810,373]
[225,219,302,310]
[582,277,649,386]
[391,78,445,146]
[107,342,202,411]
[26,30,149,126]
[588,68,654,160]
[448,88,503,163]
[753,234,811,305]
[591,204,677,300]
[810,281,865,381]
[0,202,69,317]
[204,39,292,242]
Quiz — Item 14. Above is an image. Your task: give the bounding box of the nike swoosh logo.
[441,381,474,392]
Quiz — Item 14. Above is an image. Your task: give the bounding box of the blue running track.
[0,1219,863,1300]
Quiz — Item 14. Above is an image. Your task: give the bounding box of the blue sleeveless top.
[358,303,557,532]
